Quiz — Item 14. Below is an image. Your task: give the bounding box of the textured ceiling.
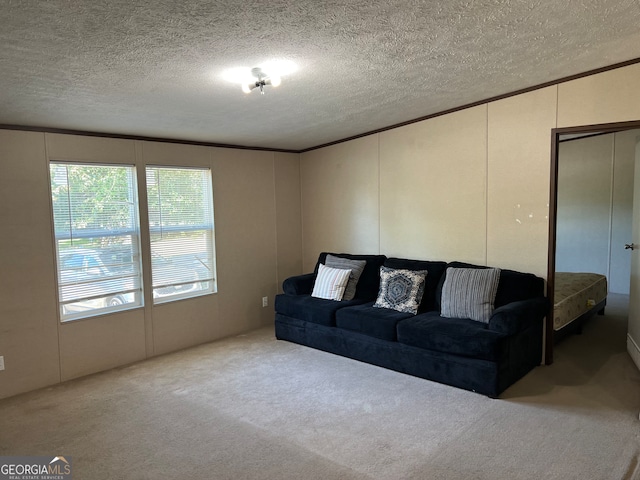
[1,0,640,151]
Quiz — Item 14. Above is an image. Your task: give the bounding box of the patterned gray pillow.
[373,266,428,314]
[325,254,366,301]
[441,267,501,323]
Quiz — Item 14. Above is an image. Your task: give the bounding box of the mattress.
[553,272,608,331]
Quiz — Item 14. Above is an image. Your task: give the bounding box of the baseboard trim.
[627,334,640,371]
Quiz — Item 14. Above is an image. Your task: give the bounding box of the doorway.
[546,120,640,364]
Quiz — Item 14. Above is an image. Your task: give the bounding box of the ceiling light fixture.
[222,60,297,95]
[241,67,281,95]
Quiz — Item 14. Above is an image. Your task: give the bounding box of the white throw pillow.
[311,264,353,301]
[325,254,366,301]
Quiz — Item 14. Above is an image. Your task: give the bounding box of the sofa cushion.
[489,297,549,335]
[441,267,501,323]
[325,254,366,301]
[311,264,352,301]
[336,303,414,341]
[397,312,507,361]
[275,293,366,327]
[439,262,544,308]
[373,266,427,314]
[316,253,387,300]
[384,258,447,312]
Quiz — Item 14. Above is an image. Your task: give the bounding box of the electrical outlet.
[0,356,4,371]
[262,296,268,307]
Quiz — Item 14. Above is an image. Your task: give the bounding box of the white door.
[627,137,640,369]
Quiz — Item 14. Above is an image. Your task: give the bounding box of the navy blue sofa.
[274,253,548,397]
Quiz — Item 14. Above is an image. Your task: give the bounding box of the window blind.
[50,162,143,321]
[146,166,216,303]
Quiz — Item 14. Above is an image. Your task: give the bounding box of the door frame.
[546,119,640,364]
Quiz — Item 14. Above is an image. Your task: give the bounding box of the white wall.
[379,105,488,264]
[630,139,640,367]
[301,86,559,279]
[611,132,640,293]
[301,136,380,271]
[300,62,640,277]
[487,87,557,275]
[0,131,302,399]
[300,62,640,360]
[556,132,637,294]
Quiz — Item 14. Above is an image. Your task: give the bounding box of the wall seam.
[608,136,616,286]
[485,103,489,266]
[272,152,280,295]
[43,133,64,385]
[378,133,381,255]
[299,151,305,271]
[136,141,155,358]
[555,84,559,127]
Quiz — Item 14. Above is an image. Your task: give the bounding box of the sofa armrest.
[283,273,316,295]
[488,297,549,335]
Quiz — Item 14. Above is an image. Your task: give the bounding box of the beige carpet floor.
[1,294,640,479]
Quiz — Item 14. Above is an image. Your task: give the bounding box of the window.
[50,163,143,321]
[49,162,216,321]
[146,166,216,303]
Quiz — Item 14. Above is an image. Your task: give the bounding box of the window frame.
[145,165,217,304]
[50,161,145,322]
[48,160,218,322]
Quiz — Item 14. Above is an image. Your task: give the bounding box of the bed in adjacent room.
[553,272,608,341]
